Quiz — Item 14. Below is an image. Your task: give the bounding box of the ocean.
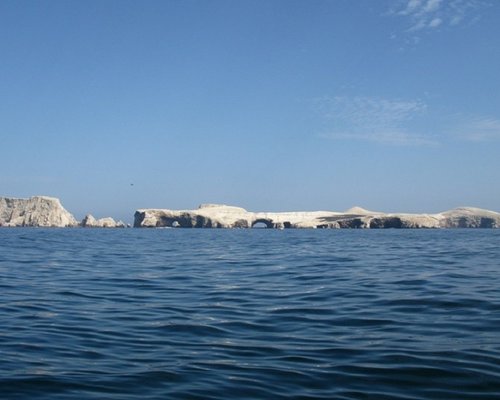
[1,228,499,399]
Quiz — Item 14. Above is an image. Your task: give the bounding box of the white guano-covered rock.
[0,196,77,227]
[134,204,500,229]
[81,214,126,228]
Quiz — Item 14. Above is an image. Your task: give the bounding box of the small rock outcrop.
[134,204,500,229]
[0,196,77,227]
[80,214,126,228]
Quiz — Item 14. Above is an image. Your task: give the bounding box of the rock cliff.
[134,204,500,229]
[0,196,77,227]
[80,214,126,228]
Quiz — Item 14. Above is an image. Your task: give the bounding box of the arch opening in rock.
[251,219,273,229]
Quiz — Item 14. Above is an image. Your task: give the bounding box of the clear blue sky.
[1,0,499,222]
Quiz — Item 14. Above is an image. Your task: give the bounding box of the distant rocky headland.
[1,196,499,229]
[0,196,125,228]
[134,204,500,229]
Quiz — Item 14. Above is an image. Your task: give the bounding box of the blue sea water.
[0,228,499,399]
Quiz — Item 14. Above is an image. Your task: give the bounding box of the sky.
[1,0,499,222]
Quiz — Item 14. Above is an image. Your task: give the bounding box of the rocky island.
[0,196,77,227]
[134,203,500,229]
[1,196,499,228]
[0,196,125,228]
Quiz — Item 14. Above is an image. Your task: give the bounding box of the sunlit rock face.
[439,207,500,228]
[0,196,77,227]
[134,204,500,229]
[80,214,126,228]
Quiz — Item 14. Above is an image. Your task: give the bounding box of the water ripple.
[0,228,499,399]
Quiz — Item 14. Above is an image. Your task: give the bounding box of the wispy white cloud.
[314,96,426,126]
[313,96,437,146]
[459,117,500,141]
[313,96,500,146]
[319,130,437,146]
[391,0,488,32]
[399,0,423,15]
[428,17,443,27]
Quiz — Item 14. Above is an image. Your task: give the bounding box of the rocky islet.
[1,195,498,229]
[0,196,124,228]
[134,203,500,229]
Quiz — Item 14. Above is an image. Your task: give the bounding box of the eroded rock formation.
[134,204,500,229]
[0,196,77,227]
[80,214,126,228]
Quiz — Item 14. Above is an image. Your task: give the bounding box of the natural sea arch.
[251,219,273,228]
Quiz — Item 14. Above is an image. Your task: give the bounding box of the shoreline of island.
[1,195,499,229]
